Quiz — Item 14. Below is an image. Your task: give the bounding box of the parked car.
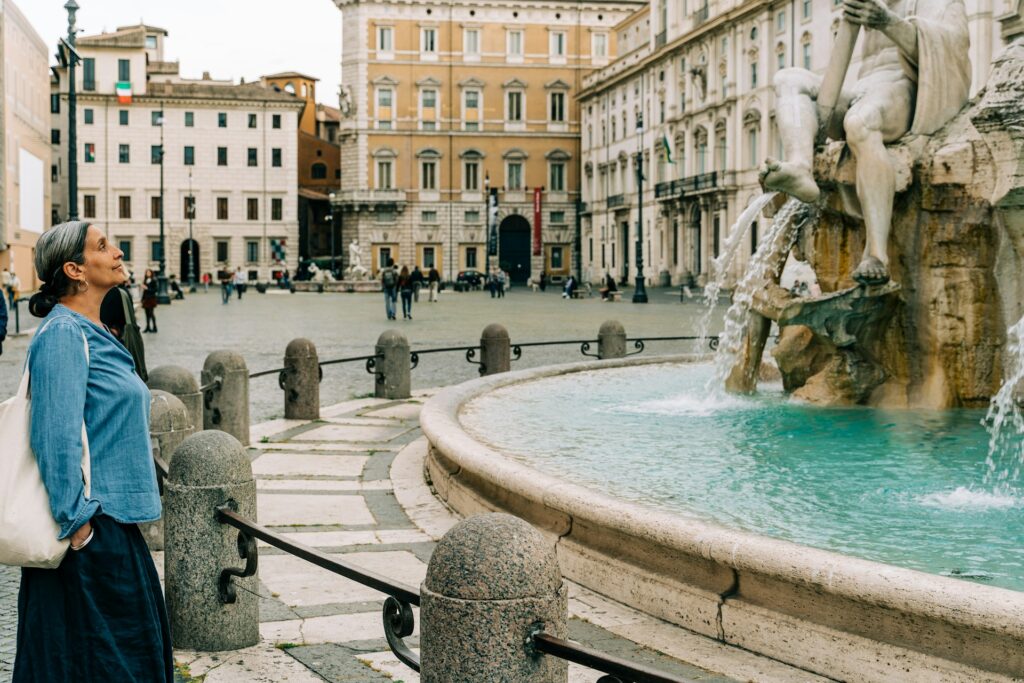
[454,269,485,291]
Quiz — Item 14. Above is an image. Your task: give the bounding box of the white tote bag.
[0,319,92,568]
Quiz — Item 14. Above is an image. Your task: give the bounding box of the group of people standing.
[379,259,441,320]
[488,268,509,298]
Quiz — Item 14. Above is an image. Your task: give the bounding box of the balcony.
[655,180,681,200]
[693,4,710,25]
[679,172,718,193]
[607,194,630,209]
[655,30,667,49]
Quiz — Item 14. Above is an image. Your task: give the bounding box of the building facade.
[1,0,52,292]
[578,0,1019,289]
[331,0,644,283]
[50,24,304,282]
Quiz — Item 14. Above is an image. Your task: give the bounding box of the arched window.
[311,163,328,179]
[284,82,296,94]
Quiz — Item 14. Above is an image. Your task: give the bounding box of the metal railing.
[655,30,667,48]
[607,193,629,209]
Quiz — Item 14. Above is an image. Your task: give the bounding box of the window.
[777,48,786,71]
[83,195,96,218]
[423,246,436,268]
[422,89,437,108]
[84,108,94,125]
[151,240,163,263]
[549,162,565,192]
[145,35,157,49]
[119,144,130,163]
[217,197,229,220]
[119,239,132,262]
[247,198,259,220]
[377,160,393,189]
[151,196,162,219]
[84,143,95,163]
[119,110,129,126]
[248,148,258,167]
[748,128,759,167]
[118,195,132,219]
[272,148,282,167]
[466,246,478,268]
[82,58,95,91]
[311,163,327,179]
[508,30,523,56]
[421,27,437,53]
[750,61,758,89]
[378,26,393,51]
[51,129,60,144]
[271,198,283,220]
[184,195,196,220]
[51,164,58,182]
[464,28,480,55]
[185,111,194,127]
[507,91,523,121]
[551,246,564,269]
[51,94,60,113]
[216,240,229,262]
[550,92,565,122]
[464,161,479,190]
[802,0,811,20]
[421,160,437,190]
[218,112,227,128]
[218,147,228,166]
[422,210,438,223]
[184,146,195,165]
[272,114,281,129]
[248,113,257,129]
[593,33,608,58]
[464,90,480,130]
[776,10,786,33]
[152,110,163,126]
[803,42,812,70]
[507,162,523,190]
[246,240,259,263]
[550,210,566,223]
[464,209,480,223]
[550,32,566,56]
[377,89,393,129]
[118,59,130,83]
[151,145,162,164]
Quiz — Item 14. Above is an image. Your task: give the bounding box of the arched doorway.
[180,239,200,286]
[498,214,531,284]
[687,204,702,275]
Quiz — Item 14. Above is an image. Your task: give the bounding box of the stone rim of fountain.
[420,354,1024,681]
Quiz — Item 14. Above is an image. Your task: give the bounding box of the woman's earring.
[78,280,89,293]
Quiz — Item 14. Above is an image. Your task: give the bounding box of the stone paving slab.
[258,492,377,527]
[291,424,411,443]
[253,453,369,478]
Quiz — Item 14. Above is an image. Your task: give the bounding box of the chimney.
[202,71,211,80]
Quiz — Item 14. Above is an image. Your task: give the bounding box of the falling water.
[984,316,1024,489]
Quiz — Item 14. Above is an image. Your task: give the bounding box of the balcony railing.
[607,193,628,209]
[679,172,718,193]
[655,181,679,200]
[655,30,667,48]
[693,4,710,25]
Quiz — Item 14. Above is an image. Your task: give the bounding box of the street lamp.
[63,0,81,221]
[632,106,649,304]
[484,172,490,285]
[187,169,196,292]
[156,107,171,304]
[328,192,337,277]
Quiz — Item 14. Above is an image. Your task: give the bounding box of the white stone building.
[50,24,304,281]
[579,0,1022,289]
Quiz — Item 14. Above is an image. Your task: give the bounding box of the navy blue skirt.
[14,515,173,682]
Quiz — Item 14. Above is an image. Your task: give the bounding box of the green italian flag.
[662,133,674,164]
[116,81,132,104]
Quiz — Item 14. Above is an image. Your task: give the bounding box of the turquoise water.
[461,363,1024,592]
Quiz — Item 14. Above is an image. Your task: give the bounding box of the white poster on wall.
[19,148,45,233]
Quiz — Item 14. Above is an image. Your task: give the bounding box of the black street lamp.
[327,192,338,278]
[484,172,491,284]
[632,108,649,304]
[156,107,171,304]
[187,169,196,292]
[62,0,81,221]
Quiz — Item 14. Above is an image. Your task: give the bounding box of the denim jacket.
[28,305,161,539]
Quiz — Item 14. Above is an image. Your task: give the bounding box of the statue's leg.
[843,83,913,285]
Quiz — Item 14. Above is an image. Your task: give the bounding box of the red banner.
[532,188,542,256]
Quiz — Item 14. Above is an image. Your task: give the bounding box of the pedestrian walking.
[380,258,398,320]
[411,265,425,302]
[8,271,21,306]
[497,270,507,298]
[202,272,211,292]
[0,284,7,357]
[539,271,548,292]
[427,266,440,302]
[141,269,158,333]
[398,266,414,319]
[14,220,172,682]
[488,268,497,298]
[220,270,233,304]
[2,267,12,306]
[234,267,246,300]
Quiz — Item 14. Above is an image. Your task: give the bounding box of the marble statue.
[760,0,970,285]
[346,239,369,280]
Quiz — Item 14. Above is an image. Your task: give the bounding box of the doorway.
[498,214,531,284]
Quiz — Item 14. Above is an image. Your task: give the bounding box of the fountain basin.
[420,356,1024,682]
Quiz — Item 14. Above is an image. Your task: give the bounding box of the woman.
[427,266,440,302]
[141,268,158,333]
[398,265,414,320]
[16,221,171,682]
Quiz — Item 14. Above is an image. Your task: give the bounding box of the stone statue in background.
[346,239,368,281]
[760,0,970,285]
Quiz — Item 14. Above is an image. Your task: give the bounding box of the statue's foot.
[852,256,890,286]
[759,158,820,203]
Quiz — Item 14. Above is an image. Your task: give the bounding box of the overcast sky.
[17,0,342,105]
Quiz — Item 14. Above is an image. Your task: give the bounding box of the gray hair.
[29,221,91,317]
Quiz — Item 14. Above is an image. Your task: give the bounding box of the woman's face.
[145,269,154,279]
[72,225,127,290]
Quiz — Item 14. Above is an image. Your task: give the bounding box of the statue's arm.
[843,0,919,63]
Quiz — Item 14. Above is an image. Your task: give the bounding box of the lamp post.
[328,192,337,278]
[632,107,649,304]
[64,0,80,221]
[156,107,171,304]
[484,172,491,285]
[187,169,196,292]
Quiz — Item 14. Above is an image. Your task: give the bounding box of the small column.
[202,350,250,446]
[375,330,410,399]
[148,365,202,432]
[283,338,320,419]
[420,513,568,682]
[165,430,259,651]
[598,320,627,359]
[143,390,195,550]
[480,323,511,376]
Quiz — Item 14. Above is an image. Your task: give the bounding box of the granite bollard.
[143,390,195,550]
[202,350,250,446]
[148,364,202,431]
[480,323,511,376]
[420,513,568,682]
[375,329,411,399]
[283,338,320,419]
[165,430,259,651]
[598,320,626,359]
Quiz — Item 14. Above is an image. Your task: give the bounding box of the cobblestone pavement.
[0,565,17,682]
[1,287,725,424]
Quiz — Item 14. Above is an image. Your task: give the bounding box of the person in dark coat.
[398,265,414,319]
[0,288,7,356]
[141,269,158,332]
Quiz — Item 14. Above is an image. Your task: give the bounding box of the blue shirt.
[28,305,161,539]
